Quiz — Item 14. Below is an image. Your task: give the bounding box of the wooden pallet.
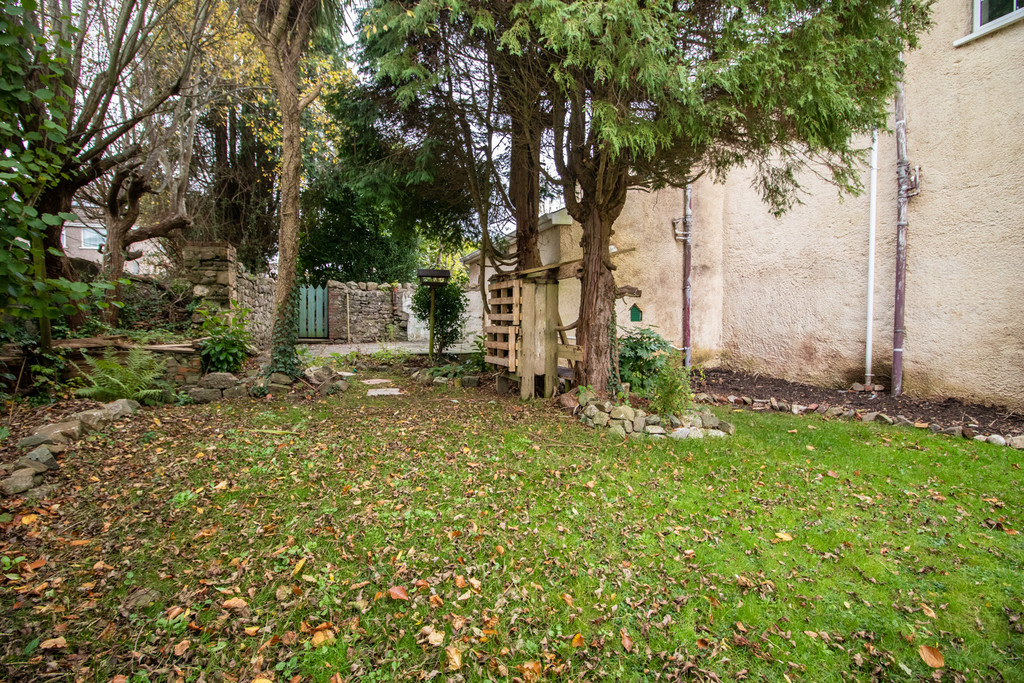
[484,280,521,371]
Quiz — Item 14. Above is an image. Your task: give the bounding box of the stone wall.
[236,269,275,348]
[327,281,415,343]
[181,242,275,349]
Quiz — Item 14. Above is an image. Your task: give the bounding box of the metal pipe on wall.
[865,130,879,387]
[673,184,694,368]
[893,78,911,396]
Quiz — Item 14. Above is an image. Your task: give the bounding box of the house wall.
[708,0,1024,406]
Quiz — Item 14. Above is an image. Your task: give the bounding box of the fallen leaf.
[696,638,709,649]
[572,633,586,648]
[561,593,574,608]
[621,628,634,652]
[222,597,248,611]
[517,660,542,683]
[736,575,755,588]
[167,606,185,620]
[427,629,444,646]
[311,629,335,647]
[919,644,944,668]
[429,594,444,609]
[445,645,462,671]
[776,532,793,542]
[921,603,937,619]
[389,585,409,601]
[21,514,37,525]
[275,585,291,602]
[291,557,306,577]
[173,639,190,656]
[40,637,66,650]
[244,626,260,636]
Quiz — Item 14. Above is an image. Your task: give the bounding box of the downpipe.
[865,130,879,387]
[672,184,694,368]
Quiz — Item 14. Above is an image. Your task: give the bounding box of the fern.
[75,348,168,405]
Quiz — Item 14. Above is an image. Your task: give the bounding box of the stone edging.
[1,399,142,498]
[693,392,1024,450]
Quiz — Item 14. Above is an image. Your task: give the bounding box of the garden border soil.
[696,368,1024,437]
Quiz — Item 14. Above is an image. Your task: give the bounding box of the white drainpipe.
[865,130,879,386]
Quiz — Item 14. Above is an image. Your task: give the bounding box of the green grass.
[1,373,1022,682]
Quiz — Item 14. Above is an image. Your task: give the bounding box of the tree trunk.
[509,109,543,270]
[573,207,617,391]
[270,94,302,367]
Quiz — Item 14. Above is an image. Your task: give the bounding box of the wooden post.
[520,282,535,399]
[429,286,436,362]
[543,282,558,398]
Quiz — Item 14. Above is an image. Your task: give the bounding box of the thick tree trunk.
[574,208,617,391]
[509,110,543,270]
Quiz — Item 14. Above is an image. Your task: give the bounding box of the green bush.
[618,327,673,396]
[649,350,694,416]
[411,281,467,358]
[198,307,252,373]
[75,348,167,405]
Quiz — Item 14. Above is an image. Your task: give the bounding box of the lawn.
[2,372,1023,682]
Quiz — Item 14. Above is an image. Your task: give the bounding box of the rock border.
[2,399,142,498]
[692,392,1024,451]
[567,389,735,441]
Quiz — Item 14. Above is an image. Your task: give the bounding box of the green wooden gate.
[298,285,328,338]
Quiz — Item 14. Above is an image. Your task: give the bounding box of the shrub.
[618,328,673,396]
[76,348,167,405]
[198,307,252,373]
[411,281,467,358]
[649,350,694,416]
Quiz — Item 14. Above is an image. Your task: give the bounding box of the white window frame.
[81,227,106,250]
[955,0,1024,46]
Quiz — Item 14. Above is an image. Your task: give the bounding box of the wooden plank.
[483,325,512,335]
[519,282,535,398]
[489,296,516,305]
[484,355,509,367]
[489,313,516,321]
[483,340,511,351]
[558,344,584,362]
[317,285,327,337]
[543,283,558,398]
[298,287,309,337]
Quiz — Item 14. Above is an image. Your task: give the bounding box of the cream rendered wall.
[710,0,1024,406]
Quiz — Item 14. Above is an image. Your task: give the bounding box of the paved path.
[300,340,476,358]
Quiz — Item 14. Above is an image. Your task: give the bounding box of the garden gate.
[298,285,328,338]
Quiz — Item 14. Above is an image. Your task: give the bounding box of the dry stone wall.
[326,281,414,343]
[181,242,275,349]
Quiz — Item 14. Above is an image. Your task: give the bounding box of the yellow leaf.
[572,633,585,648]
[775,532,793,542]
[244,626,260,636]
[21,514,37,525]
[445,645,462,671]
[920,603,937,619]
[919,644,944,668]
[311,629,335,647]
[561,593,574,608]
[291,557,306,577]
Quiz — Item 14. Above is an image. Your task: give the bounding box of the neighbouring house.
[62,211,167,276]
[466,0,1024,408]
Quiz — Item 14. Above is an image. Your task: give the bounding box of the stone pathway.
[300,340,476,358]
[367,388,405,397]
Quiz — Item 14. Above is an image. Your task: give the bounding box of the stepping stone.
[367,388,404,396]
[361,379,392,385]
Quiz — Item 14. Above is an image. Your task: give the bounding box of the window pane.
[82,228,106,249]
[981,0,1016,24]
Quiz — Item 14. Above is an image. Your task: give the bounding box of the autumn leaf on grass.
[418,625,445,647]
[291,557,306,577]
[736,575,756,588]
[389,585,409,601]
[311,629,336,647]
[222,597,248,611]
[921,603,937,619]
[561,593,574,608]
[572,633,586,648]
[40,637,66,650]
[173,639,190,656]
[621,628,634,653]
[696,638,709,649]
[445,645,462,671]
[517,661,542,683]
[429,594,444,609]
[919,645,944,668]
[775,532,793,542]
